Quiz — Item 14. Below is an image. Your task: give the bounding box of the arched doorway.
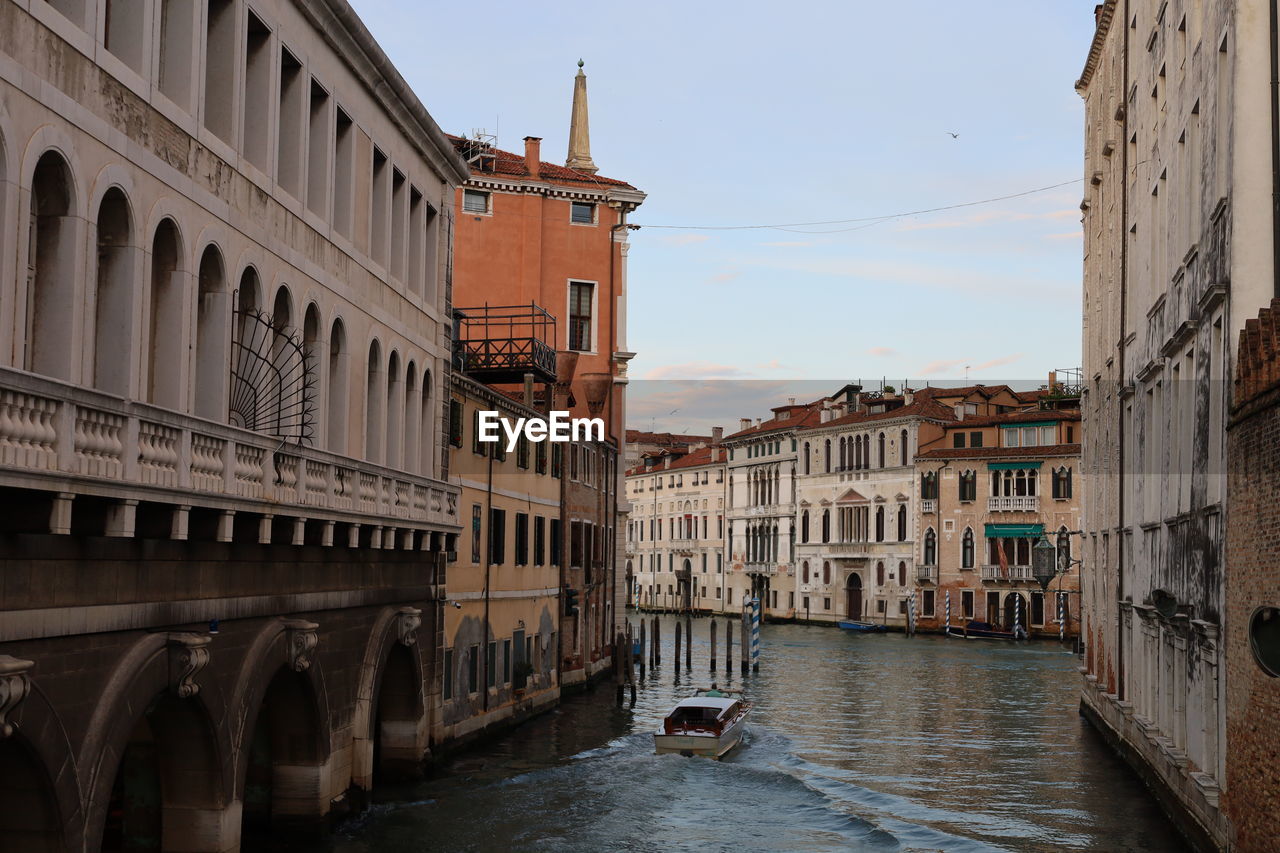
[101,694,221,853]
[0,736,64,852]
[845,574,863,621]
[241,666,325,844]
[372,644,424,783]
[1003,593,1029,632]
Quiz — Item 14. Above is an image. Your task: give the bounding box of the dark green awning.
[985,523,1045,538]
[988,461,1043,471]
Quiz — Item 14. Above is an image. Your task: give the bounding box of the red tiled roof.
[941,409,1082,429]
[625,445,725,477]
[915,443,1081,461]
[626,430,713,446]
[449,135,635,189]
[723,400,828,440]
[811,398,958,431]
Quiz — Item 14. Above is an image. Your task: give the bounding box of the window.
[897,506,907,541]
[204,0,236,141]
[515,513,529,565]
[534,516,546,565]
[449,399,464,447]
[986,591,1000,623]
[277,48,305,197]
[489,508,507,565]
[550,519,562,566]
[823,597,831,611]
[463,189,490,214]
[1052,466,1073,499]
[569,281,594,351]
[877,600,886,614]
[1031,592,1045,626]
[821,510,830,543]
[924,528,937,565]
[159,0,197,109]
[552,444,563,478]
[472,409,485,454]
[517,436,530,469]
[308,81,333,218]
[471,505,482,564]
[242,12,272,170]
[962,590,975,618]
[334,108,355,237]
[953,432,966,448]
[970,431,983,448]
[923,590,935,617]
[802,561,810,583]
[900,429,908,466]
[876,561,885,586]
[801,510,809,543]
[571,201,595,224]
[921,472,938,500]
[503,639,512,684]
[536,441,547,473]
[958,470,977,502]
[443,649,454,700]
[962,528,975,568]
[823,561,831,584]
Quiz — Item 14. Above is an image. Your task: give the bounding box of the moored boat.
[951,620,1025,640]
[838,620,888,633]
[654,687,750,758]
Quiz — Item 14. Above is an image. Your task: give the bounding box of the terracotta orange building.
[448,63,645,686]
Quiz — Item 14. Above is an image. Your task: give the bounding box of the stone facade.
[0,1,466,849]
[1223,299,1280,851]
[625,443,729,613]
[1075,1,1278,848]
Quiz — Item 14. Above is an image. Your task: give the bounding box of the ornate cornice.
[167,633,211,699]
[282,620,320,672]
[0,656,34,737]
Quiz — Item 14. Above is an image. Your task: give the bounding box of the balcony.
[453,303,557,385]
[988,496,1040,512]
[921,499,937,513]
[744,561,778,575]
[0,368,459,533]
[981,565,1034,581]
[917,564,936,581]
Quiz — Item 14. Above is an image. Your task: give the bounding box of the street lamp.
[1032,538,1058,591]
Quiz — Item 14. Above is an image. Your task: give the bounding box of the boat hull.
[838,620,888,633]
[653,716,746,759]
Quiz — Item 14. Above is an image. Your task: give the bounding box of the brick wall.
[1225,298,1280,850]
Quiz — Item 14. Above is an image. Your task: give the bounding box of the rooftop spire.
[566,59,598,174]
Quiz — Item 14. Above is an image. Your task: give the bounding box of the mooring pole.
[740,606,750,675]
[674,620,682,677]
[639,617,647,679]
[726,617,734,674]
[710,618,718,672]
[684,613,692,671]
[653,617,661,666]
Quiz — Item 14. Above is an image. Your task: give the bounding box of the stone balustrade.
[0,367,458,532]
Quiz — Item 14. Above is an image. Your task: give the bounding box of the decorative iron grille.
[230,307,316,446]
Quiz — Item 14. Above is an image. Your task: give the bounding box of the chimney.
[663,454,671,469]
[755,418,762,427]
[739,418,752,432]
[712,426,724,444]
[904,391,914,405]
[788,397,796,406]
[820,408,832,424]
[954,403,965,421]
[523,136,542,179]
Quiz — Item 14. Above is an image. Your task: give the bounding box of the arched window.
[802,560,810,583]
[194,246,231,420]
[824,439,831,473]
[327,319,348,454]
[147,219,184,409]
[1053,466,1073,499]
[94,188,135,396]
[839,436,847,470]
[386,350,403,468]
[821,509,830,543]
[365,340,384,462]
[900,429,908,466]
[875,506,885,542]
[962,527,975,568]
[924,528,937,565]
[420,368,434,475]
[921,471,938,500]
[1057,526,1072,567]
[404,360,420,473]
[822,561,831,585]
[803,441,810,475]
[801,510,810,543]
[877,432,885,468]
[855,435,863,469]
[27,151,77,380]
[898,560,908,588]
[875,560,885,586]
[897,505,907,541]
[958,470,977,502]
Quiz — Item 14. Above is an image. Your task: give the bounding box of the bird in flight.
[945,131,960,139]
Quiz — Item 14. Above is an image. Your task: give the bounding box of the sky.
[350,1,1098,433]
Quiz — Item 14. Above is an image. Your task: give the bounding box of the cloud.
[917,358,968,375]
[643,361,750,380]
[972,353,1024,371]
[707,270,741,285]
[867,346,896,358]
[660,233,711,246]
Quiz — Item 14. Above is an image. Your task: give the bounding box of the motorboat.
[837,620,888,633]
[951,620,1025,640]
[653,688,750,759]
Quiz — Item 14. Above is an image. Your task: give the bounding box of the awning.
[988,461,1043,471]
[1001,420,1056,429]
[985,523,1045,538]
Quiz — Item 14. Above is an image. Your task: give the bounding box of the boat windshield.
[668,705,724,725]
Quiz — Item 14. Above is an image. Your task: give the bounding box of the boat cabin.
[663,697,742,735]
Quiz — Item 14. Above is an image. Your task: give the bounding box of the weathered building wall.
[1223,299,1280,852]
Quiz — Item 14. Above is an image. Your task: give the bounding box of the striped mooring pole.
[945,590,951,635]
[1058,592,1066,642]
[750,597,761,672]
[1015,593,1023,640]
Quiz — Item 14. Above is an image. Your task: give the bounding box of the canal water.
[330,617,1186,852]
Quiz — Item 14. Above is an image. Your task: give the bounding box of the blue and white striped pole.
[908,590,916,636]
[750,597,761,672]
[1058,592,1065,642]
[945,590,951,635]
[1014,593,1023,640]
